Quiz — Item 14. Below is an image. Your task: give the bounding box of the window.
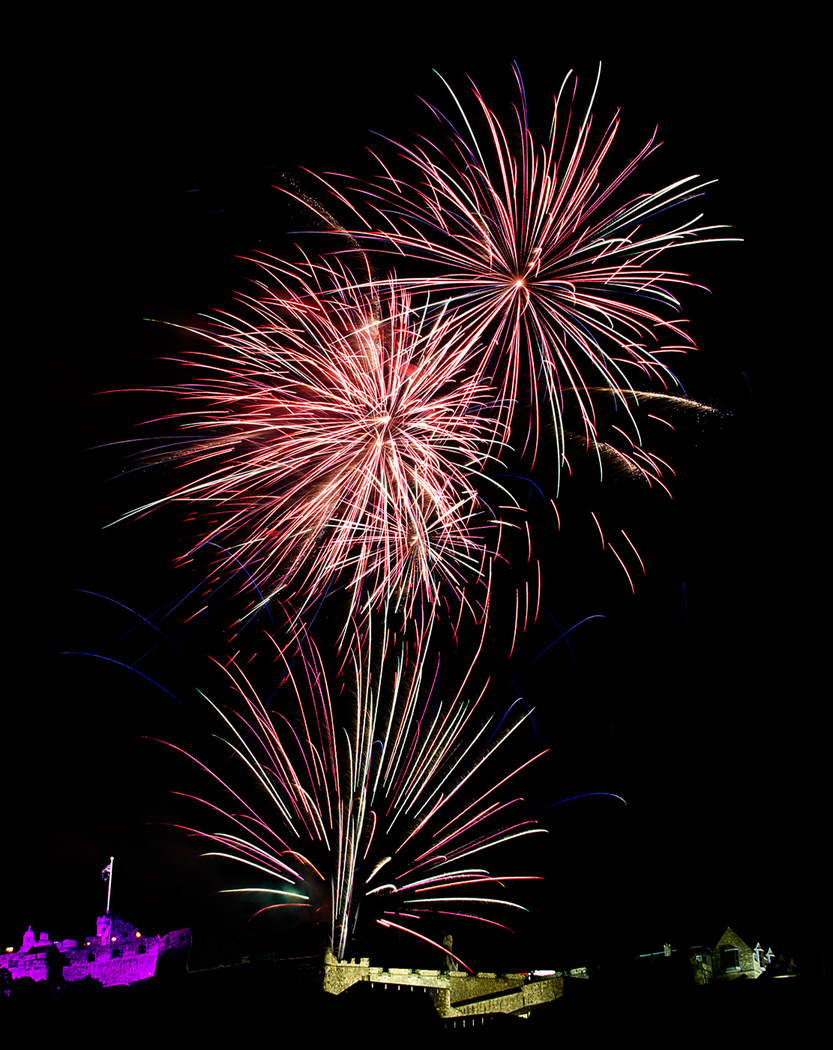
[721,947,740,970]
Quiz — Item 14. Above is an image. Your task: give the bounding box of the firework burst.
[167,617,546,962]
[313,65,731,473]
[125,258,511,627]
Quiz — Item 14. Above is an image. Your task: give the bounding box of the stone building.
[712,926,774,982]
[638,926,778,986]
[1,913,191,988]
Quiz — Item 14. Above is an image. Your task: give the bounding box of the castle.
[1,913,191,988]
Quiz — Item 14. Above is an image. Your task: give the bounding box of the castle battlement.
[320,947,563,1021]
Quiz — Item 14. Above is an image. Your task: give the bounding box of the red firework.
[126,259,508,625]
[313,65,731,469]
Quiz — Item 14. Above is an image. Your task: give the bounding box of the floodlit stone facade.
[1,914,191,988]
[712,926,773,982]
[638,926,778,985]
[320,946,564,1022]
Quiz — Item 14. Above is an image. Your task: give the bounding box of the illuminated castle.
[1,913,191,988]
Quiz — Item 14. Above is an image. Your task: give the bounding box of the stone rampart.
[321,948,562,1020]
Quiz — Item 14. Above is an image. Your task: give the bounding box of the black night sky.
[8,12,822,985]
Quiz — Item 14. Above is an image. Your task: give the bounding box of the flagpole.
[104,856,114,915]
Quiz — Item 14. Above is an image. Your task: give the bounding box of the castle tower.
[96,915,112,945]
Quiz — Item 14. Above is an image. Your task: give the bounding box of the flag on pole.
[102,861,112,881]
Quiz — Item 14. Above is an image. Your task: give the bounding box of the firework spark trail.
[309,65,732,479]
[167,614,547,961]
[123,258,515,629]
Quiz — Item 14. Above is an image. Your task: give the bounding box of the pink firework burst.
[315,65,731,471]
[126,259,508,626]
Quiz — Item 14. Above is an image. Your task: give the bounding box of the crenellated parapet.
[320,948,563,1020]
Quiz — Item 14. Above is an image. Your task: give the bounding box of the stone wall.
[320,948,563,1020]
[1,919,191,988]
[714,927,764,981]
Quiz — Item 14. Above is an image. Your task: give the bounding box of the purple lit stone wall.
[1,916,191,988]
